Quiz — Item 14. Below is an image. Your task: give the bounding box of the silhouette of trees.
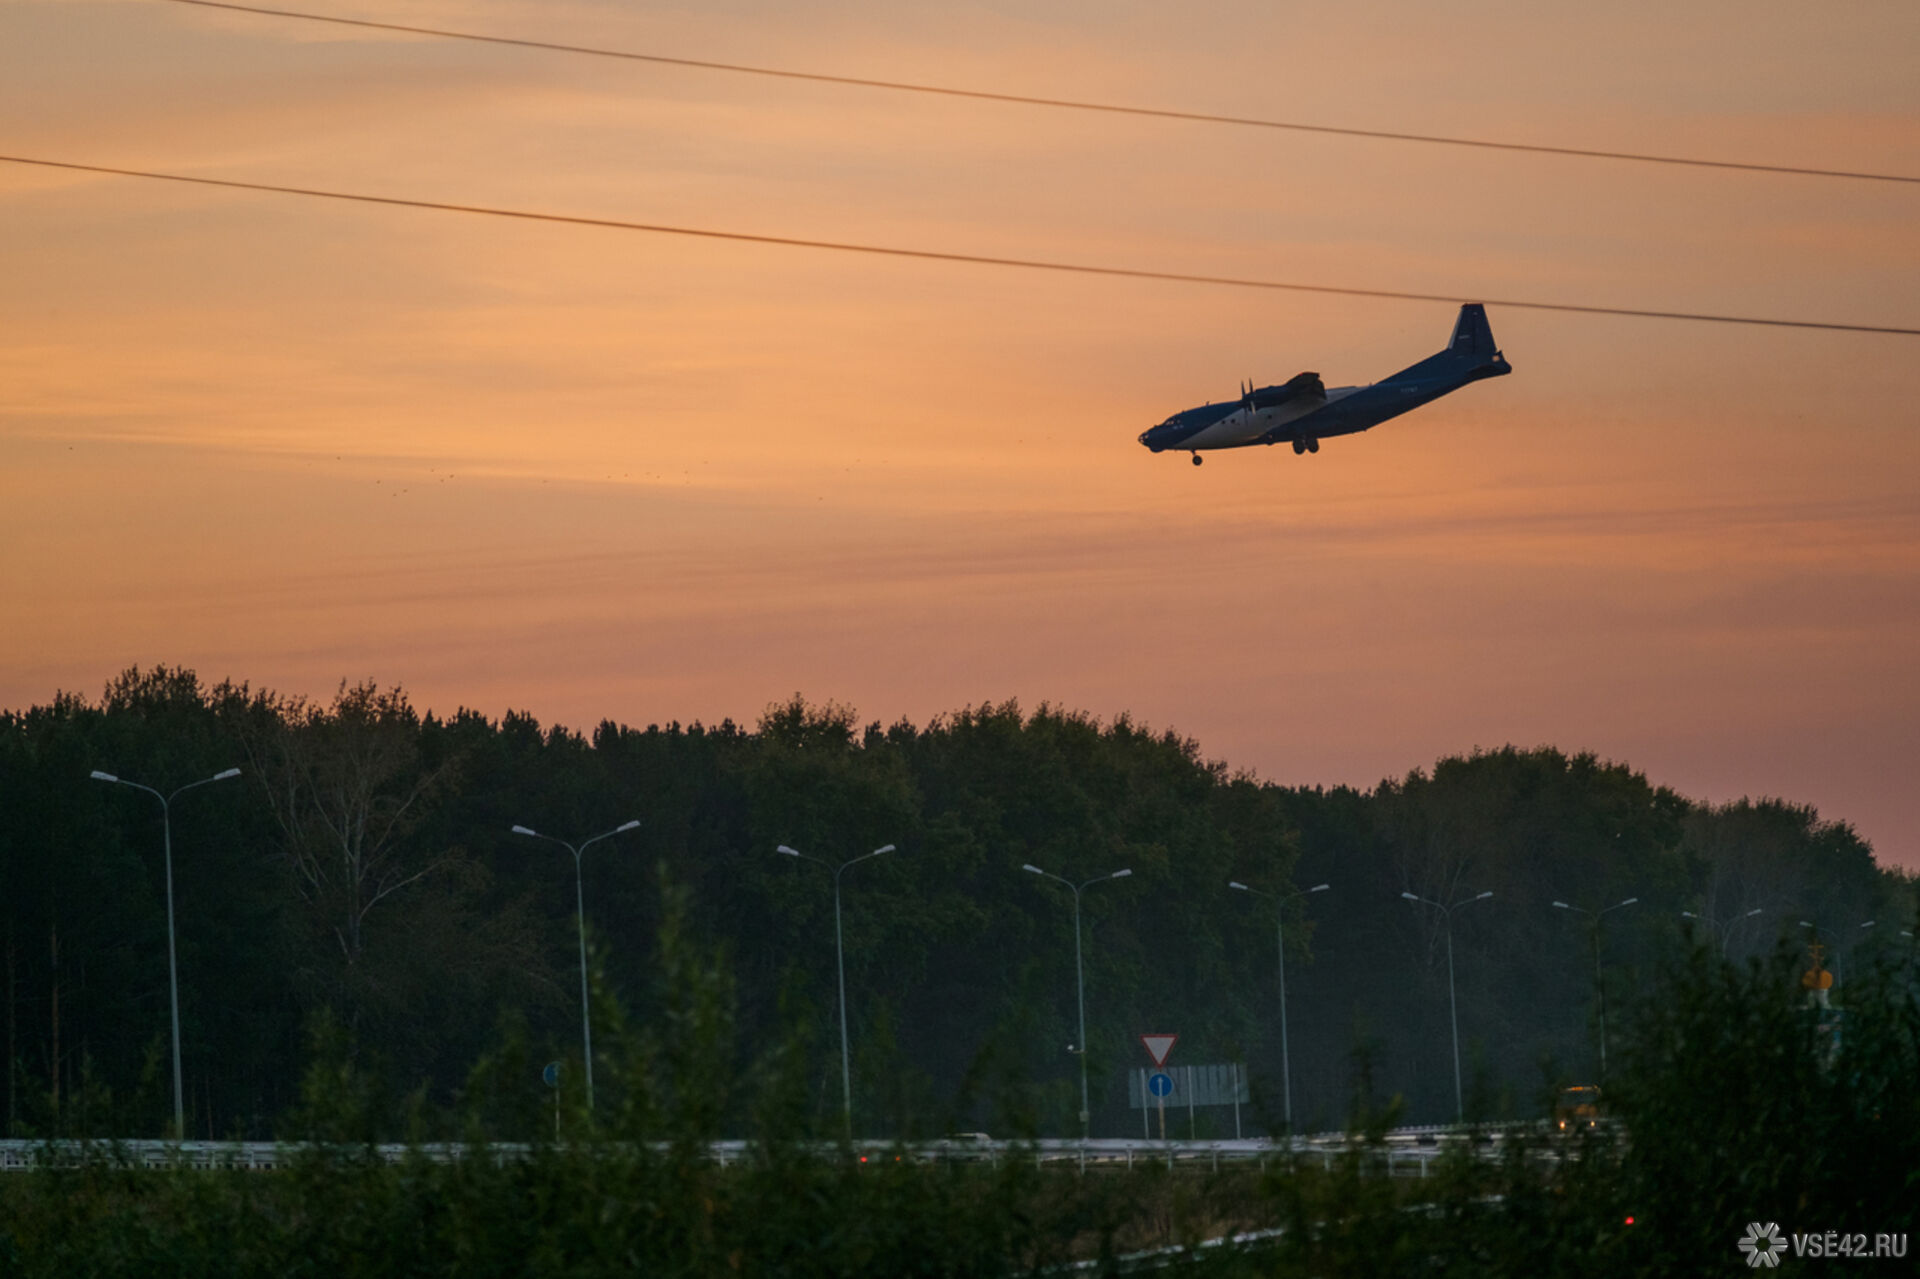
[0,668,1910,1139]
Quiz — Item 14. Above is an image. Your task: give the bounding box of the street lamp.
[1401,889,1493,1123]
[511,819,641,1112]
[1680,906,1763,957]
[777,842,894,1140]
[1025,863,1132,1142]
[91,766,241,1137]
[1551,896,1639,1081]
[1228,880,1329,1130]
[1796,919,1877,987]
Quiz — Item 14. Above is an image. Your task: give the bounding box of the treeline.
[0,666,1911,1139]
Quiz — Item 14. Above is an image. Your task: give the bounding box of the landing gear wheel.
[1306,437,1320,453]
[1291,439,1306,455]
[1190,453,1203,466]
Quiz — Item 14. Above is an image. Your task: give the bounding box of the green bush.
[3,922,1913,1276]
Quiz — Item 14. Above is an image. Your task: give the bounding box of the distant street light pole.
[91,766,242,1138]
[1024,864,1132,1143]
[1401,889,1493,1123]
[1796,919,1877,987]
[1228,880,1329,1130]
[512,820,641,1112]
[1551,896,1639,1081]
[1681,906,1764,957]
[777,842,894,1140]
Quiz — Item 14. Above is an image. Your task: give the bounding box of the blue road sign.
[542,1061,562,1088]
[1147,1071,1174,1098]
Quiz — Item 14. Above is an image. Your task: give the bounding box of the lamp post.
[777,842,894,1140]
[1796,919,1877,987]
[1228,880,1329,1130]
[511,820,641,1112]
[91,766,241,1137]
[1681,906,1764,957]
[1551,896,1638,1081]
[1024,863,1132,1142]
[1401,889,1493,1123]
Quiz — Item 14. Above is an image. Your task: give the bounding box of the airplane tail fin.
[1448,303,1498,359]
[1375,302,1512,385]
[1442,302,1511,379]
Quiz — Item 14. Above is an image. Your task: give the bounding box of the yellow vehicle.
[1555,1085,1603,1131]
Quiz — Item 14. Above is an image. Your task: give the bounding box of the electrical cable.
[156,0,1920,187]
[4,153,1916,336]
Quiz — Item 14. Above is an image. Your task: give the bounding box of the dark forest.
[2,666,1910,1142]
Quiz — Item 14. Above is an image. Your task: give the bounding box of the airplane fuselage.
[1138,304,1512,460]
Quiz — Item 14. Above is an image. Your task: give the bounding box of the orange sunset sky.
[4,1,1918,868]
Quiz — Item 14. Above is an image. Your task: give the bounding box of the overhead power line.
[4,153,1916,337]
[158,0,1920,187]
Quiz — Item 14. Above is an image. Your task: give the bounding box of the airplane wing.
[1250,372,1330,445]
[1248,371,1325,410]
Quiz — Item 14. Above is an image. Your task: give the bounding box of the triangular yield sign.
[1140,1034,1177,1067]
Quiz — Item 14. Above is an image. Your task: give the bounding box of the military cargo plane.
[1138,303,1512,464]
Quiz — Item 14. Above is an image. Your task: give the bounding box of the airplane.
[1137,303,1512,464]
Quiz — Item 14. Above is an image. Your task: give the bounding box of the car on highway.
[1554,1085,1603,1131]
